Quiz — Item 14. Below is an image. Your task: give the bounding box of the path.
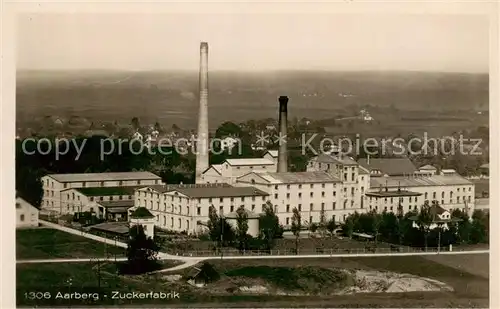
[17,257,128,264]
[35,220,489,273]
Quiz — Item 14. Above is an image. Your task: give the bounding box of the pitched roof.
[265,150,279,158]
[169,186,269,199]
[358,158,417,176]
[45,172,162,183]
[96,200,135,208]
[244,171,341,184]
[140,183,233,194]
[359,166,370,175]
[16,197,40,210]
[130,207,154,219]
[75,186,139,196]
[431,204,448,216]
[419,164,437,171]
[315,154,358,165]
[370,175,472,188]
[225,158,275,166]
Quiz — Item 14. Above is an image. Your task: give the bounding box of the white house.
[135,183,270,235]
[225,208,261,237]
[41,172,162,214]
[235,171,346,225]
[16,196,39,228]
[200,158,277,185]
[129,207,156,239]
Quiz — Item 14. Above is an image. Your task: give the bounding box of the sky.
[16,13,489,72]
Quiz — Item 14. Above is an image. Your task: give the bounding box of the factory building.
[134,183,269,234]
[16,196,39,229]
[41,172,162,214]
[236,171,346,226]
[200,158,277,184]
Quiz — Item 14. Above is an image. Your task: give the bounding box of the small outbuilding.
[129,207,155,239]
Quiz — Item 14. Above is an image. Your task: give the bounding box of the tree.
[259,201,282,251]
[236,206,249,251]
[326,217,337,237]
[372,211,382,245]
[319,207,327,236]
[291,207,302,254]
[342,215,355,239]
[125,225,160,274]
[207,205,235,247]
[207,205,220,245]
[154,121,162,133]
[215,121,242,138]
[309,223,318,236]
[417,201,434,251]
[131,117,140,131]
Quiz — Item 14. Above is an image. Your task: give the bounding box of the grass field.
[16,253,488,307]
[16,228,125,259]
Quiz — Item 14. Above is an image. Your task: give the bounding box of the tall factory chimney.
[195,42,209,183]
[277,96,289,173]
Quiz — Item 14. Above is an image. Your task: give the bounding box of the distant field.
[16,228,125,259]
[16,70,488,131]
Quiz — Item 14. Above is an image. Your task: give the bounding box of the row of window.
[154,214,190,230]
[139,191,266,203]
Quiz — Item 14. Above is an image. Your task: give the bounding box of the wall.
[16,198,39,228]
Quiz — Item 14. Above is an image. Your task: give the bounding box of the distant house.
[480,163,489,177]
[16,196,39,228]
[411,204,455,231]
[357,157,417,177]
[416,165,437,176]
[440,169,457,176]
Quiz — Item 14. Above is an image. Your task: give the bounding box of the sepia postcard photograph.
[1,1,497,308]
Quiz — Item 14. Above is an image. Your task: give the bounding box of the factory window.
[333,202,336,209]
[16,203,20,209]
[390,198,393,203]
[344,174,347,181]
[351,188,355,196]
[100,197,104,201]
[186,220,190,230]
[209,198,212,203]
[220,197,223,203]
[287,185,290,190]
[321,203,325,210]
[286,205,290,212]
[384,198,387,203]
[390,206,393,211]
[251,204,255,211]
[310,184,314,188]
[275,185,278,190]
[230,206,234,212]
[178,218,181,228]
[163,216,166,226]
[310,203,314,211]
[469,187,472,192]
[286,218,291,225]
[321,192,325,197]
[333,191,336,197]
[409,197,412,203]
[463,188,465,192]
[252,196,255,201]
[322,184,325,189]
[298,204,302,211]
[198,198,201,203]
[457,197,460,203]
[310,192,313,198]
[343,200,347,209]
[344,188,347,193]
[230,197,234,202]
[351,174,355,181]
[361,186,364,193]
[468,196,471,203]
[262,204,266,211]
[171,217,174,227]
[361,176,364,181]
[384,206,387,211]
[298,184,302,189]
[64,184,68,189]
[51,191,54,197]
[274,194,278,199]
[298,193,302,198]
[309,216,313,223]
[219,206,223,213]
[351,200,354,208]
[119,195,122,200]
[286,193,290,199]
[441,192,445,198]
[262,196,266,201]
[457,188,460,192]
[251,179,255,184]
[450,199,453,204]
[441,200,444,205]
[241,197,245,202]
[20,214,25,222]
